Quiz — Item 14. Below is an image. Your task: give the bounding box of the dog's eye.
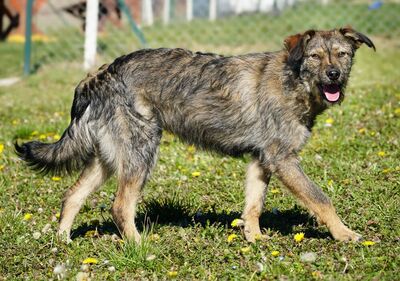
[338,51,347,58]
[310,53,320,60]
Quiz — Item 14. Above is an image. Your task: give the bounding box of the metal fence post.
[23,0,34,75]
[209,0,217,21]
[163,0,171,25]
[186,0,193,21]
[83,0,99,70]
[117,0,147,48]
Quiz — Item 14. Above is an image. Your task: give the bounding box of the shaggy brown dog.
[16,27,375,243]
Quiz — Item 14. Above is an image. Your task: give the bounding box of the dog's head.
[284,27,375,106]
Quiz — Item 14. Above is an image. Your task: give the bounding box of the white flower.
[32,232,41,239]
[53,263,66,279]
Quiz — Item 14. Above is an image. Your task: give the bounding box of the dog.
[16,27,375,243]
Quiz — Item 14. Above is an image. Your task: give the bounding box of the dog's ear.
[284,30,315,64]
[339,26,376,51]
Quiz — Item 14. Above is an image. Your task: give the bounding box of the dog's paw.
[57,230,72,244]
[332,227,362,242]
[243,225,268,243]
[245,232,268,243]
[120,228,142,244]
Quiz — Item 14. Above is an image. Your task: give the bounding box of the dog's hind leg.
[111,146,160,242]
[104,113,161,243]
[58,157,110,239]
[275,156,362,242]
[241,159,271,242]
[112,167,149,243]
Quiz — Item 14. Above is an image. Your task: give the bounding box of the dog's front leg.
[275,156,361,241]
[241,159,271,242]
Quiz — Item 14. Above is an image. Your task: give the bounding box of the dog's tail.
[15,75,99,175]
[15,112,95,175]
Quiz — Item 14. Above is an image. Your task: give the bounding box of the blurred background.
[0,0,399,78]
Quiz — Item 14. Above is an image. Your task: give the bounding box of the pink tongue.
[323,85,340,102]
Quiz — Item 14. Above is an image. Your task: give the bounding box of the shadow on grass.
[71,196,330,240]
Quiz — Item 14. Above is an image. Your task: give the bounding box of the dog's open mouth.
[320,84,341,103]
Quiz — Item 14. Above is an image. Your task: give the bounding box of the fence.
[21,0,400,71]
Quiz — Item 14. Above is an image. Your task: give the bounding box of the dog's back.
[111,49,284,156]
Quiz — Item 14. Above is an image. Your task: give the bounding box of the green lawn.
[0,43,24,77]
[1,10,400,281]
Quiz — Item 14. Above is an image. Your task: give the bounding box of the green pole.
[117,0,147,48]
[24,0,34,75]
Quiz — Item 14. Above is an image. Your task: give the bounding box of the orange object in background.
[6,0,48,43]
[3,0,142,43]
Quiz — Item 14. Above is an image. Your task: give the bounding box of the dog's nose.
[326,69,341,81]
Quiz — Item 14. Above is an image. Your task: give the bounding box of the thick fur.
[16,27,375,243]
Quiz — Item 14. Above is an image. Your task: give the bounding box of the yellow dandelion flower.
[227,233,238,242]
[0,144,4,153]
[39,134,47,140]
[370,131,376,136]
[51,176,62,181]
[362,240,375,246]
[187,145,196,153]
[254,233,264,241]
[231,218,243,227]
[312,271,322,278]
[0,165,4,171]
[149,234,160,241]
[327,179,334,186]
[270,188,280,194]
[12,119,19,125]
[377,151,386,157]
[167,271,178,278]
[23,213,33,221]
[240,246,251,254]
[55,212,60,219]
[271,250,280,257]
[191,171,201,177]
[294,232,305,242]
[53,134,61,141]
[342,179,350,185]
[325,118,334,124]
[31,130,39,136]
[84,230,97,238]
[82,257,98,264]
[394,108,400,116]
[382,168,391,174]
[358,128,366,134]
[54,111,65,117]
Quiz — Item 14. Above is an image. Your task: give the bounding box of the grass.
[0,43,24,77]
[1,10,400,281]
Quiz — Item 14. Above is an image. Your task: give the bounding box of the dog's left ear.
[339,27,376,51]
[284,30,315,65]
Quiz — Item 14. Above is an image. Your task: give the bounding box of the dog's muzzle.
[319,84,341,102]
[326,68,341,81]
